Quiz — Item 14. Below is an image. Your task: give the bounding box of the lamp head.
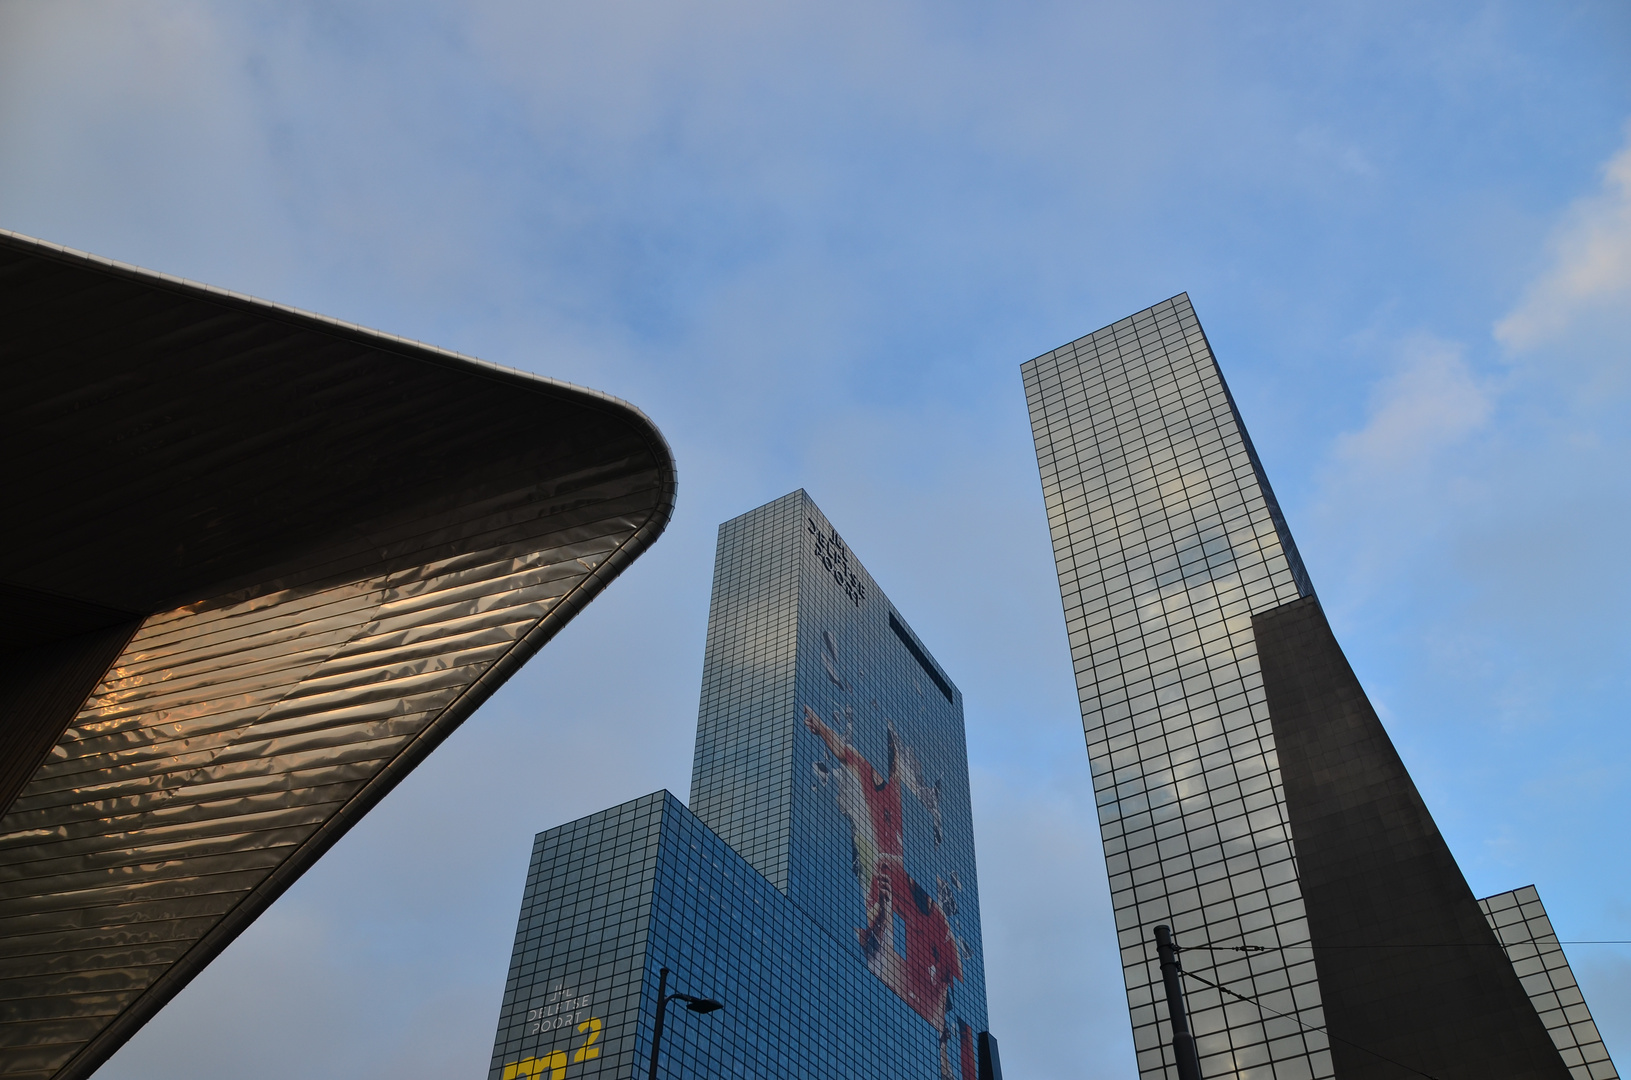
[685,998,724,1015]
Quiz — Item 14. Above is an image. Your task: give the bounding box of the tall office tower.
[487,491,996,1080]
[1023,295,1611,1080]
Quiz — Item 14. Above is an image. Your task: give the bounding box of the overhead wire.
[1179,940,1631,952]
[1177,967,1442,1080]
[1154,933,1629,1080]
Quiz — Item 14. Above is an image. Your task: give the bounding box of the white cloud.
[1329,334,1491,479]
[1304,121,1631,908]
[1314,121,1631,603]
[1305,332,1495,629]
[5,4,1626,1079]
[1495,125,1631,352]
[0,2,300,284]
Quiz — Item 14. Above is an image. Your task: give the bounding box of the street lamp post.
[647,967,724,1080]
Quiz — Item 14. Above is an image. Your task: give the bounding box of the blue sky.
[3,3,1629,1077]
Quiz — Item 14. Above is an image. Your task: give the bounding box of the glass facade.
[1024,294,1612,1080]
[488,491,990,1080]
[1481,887,1621,1080]
[1023,295,1330,1080]
[486,792,978,1080]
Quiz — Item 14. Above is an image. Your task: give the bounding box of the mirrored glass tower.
[1023,295,1610,1080]
[486,491,996,1080]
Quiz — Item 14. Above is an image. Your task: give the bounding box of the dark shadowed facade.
[1022,295,1616,1080]
[0,231,676,1080]
[486,492,999,1080]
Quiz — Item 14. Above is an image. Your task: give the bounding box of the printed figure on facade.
[804,628,971,1079]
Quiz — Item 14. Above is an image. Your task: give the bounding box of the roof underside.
[0,232,676,1080]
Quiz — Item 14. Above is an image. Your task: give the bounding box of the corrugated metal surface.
[0,231,677,1080]
[0,621,141,815]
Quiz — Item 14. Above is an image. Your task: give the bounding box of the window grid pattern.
[1481,887,1621,1080]
[1022,295,1331,1080]
[785,497,988,1044]
[690,491,805,890]
[691,490,989,1049]
[487,791,959,1080]
[487,794,663,1080]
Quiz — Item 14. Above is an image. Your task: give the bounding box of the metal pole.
[1154,925,1202,1080]
[647,967,670,1080]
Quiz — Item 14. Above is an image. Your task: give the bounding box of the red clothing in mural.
[804,706,963,1035]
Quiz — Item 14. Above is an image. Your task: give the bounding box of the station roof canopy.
[0,230,676,1080]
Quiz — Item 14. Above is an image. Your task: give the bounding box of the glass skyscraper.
[1023,295,1615,1080]
[486,491,996,1080]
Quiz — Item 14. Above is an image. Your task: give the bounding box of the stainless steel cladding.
[0,230,676,1080]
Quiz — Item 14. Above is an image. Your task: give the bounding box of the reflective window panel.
[1023,295,1330,1080]
[489,490,994,1080]
[486,792,988,1080]
[1481,887,1621,1080]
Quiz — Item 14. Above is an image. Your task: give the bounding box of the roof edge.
[0,227,667,439]
[9,225,680,1080]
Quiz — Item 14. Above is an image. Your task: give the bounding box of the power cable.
[1180,940,1631,953]
[1151,933,1628,1079]
[1178,967,1442,1080]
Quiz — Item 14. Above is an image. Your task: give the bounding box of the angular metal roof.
[0,231,677,1080]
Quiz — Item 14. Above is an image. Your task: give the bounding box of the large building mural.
[487,490,997,1080]
[699,491,988,1078]
[790,502,982,1074]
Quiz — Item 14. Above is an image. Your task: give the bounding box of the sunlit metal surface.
[0,231,676,1080]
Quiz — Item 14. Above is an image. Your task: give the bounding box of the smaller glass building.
[1480,887,1620,1080]
[485,792,987,1080]
[487,492,998,1080]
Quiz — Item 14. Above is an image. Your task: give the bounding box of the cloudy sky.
[4,3,1630,1077]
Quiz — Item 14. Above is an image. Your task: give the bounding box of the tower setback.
[488,491,994,1080]
[1023,294,1612,1080]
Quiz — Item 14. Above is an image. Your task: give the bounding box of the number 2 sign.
[500,1017,601,1079]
